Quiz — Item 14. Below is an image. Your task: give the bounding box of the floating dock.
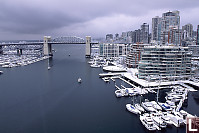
[99,72,123,78]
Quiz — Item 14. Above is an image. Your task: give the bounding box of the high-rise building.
[140,23,149,43]
[135,29,141,43]
[161,10,180,45]
[197,25,199,45]
[115,33,119,40]
[168,27,182,45]
[152,16,161,41]
[182,23,193,39]
[106,34,113,41]
[193,30,197,38]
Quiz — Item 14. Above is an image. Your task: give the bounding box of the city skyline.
[0,0,199,40]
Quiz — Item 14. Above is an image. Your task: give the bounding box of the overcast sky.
[0,0,199,40]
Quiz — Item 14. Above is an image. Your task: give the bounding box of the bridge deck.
[0,42,98,46]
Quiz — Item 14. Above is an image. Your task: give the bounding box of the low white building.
[99,43,131,58]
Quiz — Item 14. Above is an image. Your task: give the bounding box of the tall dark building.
[106,34,113,41]
[135,29,141,43]
[140,23,149,43]
[182,23,193,39]
[197,25,199,45]
[152,16,161,41]
[115,33,119,40]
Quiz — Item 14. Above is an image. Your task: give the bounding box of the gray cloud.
[0,0,199,40]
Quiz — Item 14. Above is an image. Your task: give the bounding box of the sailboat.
[135,95,145,112]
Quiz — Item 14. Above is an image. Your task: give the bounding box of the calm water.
[0,44,199,133]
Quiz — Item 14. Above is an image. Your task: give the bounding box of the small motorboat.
[78,78,82,83]
[126,104,141,114]
[0,71,3,74]
[115,90,123,97]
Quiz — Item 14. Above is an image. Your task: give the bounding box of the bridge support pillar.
[0,46,3,55]
[85,36,91,57]
[43,36,52,56]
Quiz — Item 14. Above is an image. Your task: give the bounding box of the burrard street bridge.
[0,36,98,57]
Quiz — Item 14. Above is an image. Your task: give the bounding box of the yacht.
[135,104,145,112]
[179,110,195,124]
[126,104,141,114]
[142,102,156,112]
[151,112,167,128]
[166,94,182,102]
[161,112,173,125]
[140,113,157,131]
[167,113,184,127]
[150,101,162,111]
[158,102,173,111]
[165,100,176,108]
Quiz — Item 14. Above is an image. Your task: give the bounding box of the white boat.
[102,77,109,82]
[126,104,141,114]
[120,89,129,96]
[166,94,182,102]
[173,111,188,124]
[140,113,158,131]
[90,64,100,68]
[48,66,51,70]
[78,78,82,83]
[135,103,145,112]
[167,113,184,127]
[158,102,173,111]
[151,112,167,128]
[115,90,123,97]
[165,100,176,108]
[161,112,173,125]
[142,102,156,112]
[0,71,3,74]
[150,101,162,111]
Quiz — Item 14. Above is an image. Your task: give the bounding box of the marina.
[0,55,50,68]
[90,54,199,131]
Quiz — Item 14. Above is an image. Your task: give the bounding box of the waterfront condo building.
[138,45,192,81]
